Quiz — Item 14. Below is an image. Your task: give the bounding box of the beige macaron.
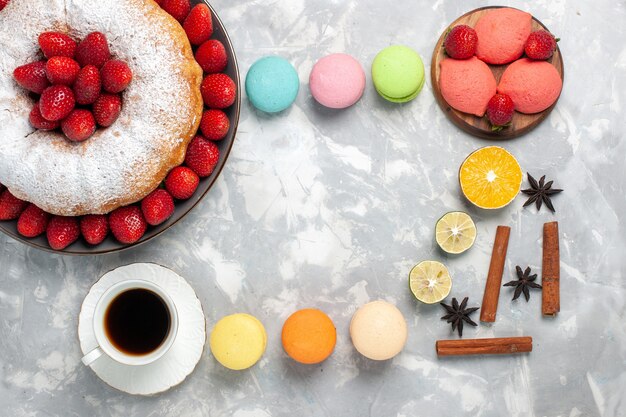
[350,300,408,360]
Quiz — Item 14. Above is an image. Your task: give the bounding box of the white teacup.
[81,279,179,367]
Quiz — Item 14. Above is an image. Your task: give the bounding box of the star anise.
[503,266,542,302]
[440,297,479,337]
[521,173,563,212]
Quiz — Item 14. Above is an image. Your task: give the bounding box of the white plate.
[78,263,206,395]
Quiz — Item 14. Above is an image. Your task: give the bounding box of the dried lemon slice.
[409,261,452,304]
[459,146,523,209]
[435,211,477,254]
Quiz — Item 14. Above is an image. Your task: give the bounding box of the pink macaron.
[309,53,365,109]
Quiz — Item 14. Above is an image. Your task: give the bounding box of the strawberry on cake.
[0,0,204,217]
[474,8,532,65]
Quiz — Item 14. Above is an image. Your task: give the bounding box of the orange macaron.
[281,308,336,364]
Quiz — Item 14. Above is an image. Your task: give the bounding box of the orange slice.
[459,146,523,209]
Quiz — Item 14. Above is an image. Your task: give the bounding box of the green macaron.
[371,45,425,103]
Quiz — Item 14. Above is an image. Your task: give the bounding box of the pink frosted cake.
[497,58,563,114]
[474,8,532,65]
[439,57,497,117]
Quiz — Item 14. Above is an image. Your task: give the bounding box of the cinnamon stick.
[480,226,510,322]
[436,337,532,356]
[542,222,560,316]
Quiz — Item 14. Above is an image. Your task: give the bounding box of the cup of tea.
[81,279,179,367]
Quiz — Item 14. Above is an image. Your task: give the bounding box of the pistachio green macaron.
[371,45,425,103]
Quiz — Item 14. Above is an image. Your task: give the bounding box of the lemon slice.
[459,146,523,209]
[435,211,477,254]
[409,261,452,304]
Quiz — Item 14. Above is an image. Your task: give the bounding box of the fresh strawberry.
[525,30,558,60]
[201,73,236,109]
[183,4,213,45]
[0,190,27,220]
[61,109,96,142]
[486,93,515,131]
[73,65,101,105]
[38,32,77,59]
[92,93,122,127]
[165,166,199,199]
[39,85,75,121]
[161,0,191,23]
[109,206,147,244]
[195,39,227,74]
[184,135,220,177]
[29,103,60,130]
[45,56,81,85]
[444,25,478,59]
[141,189,175,226]
[80,214,109,245]
[0,0,9,11]
[17,204,50,238]
[153,0,164,4]
[100,60,132,93]
[75,32,111,68]
[199,109,229,140]
[13,61,50,94]
[46,216,80,250]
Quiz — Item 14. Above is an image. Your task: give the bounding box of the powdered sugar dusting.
[0,0,203,215]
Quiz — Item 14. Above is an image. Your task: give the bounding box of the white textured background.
[1,0,625,416]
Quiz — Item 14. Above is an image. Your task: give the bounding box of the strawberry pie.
[0,0,203,217]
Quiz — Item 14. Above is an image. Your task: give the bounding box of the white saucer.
[78,263,206,395]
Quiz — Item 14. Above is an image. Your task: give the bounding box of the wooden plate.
[431,6,564,140]
[0,0,240,255]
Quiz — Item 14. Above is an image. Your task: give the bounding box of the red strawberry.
[141,189,175,226]
[13,61,50,94]
[109,206,147,244]
[61,109,96,142]
[525,30,558,60]
[17,204,50,238]
[183,4,213,45]
[153,0,164,4]
[100,60,132,93]
[93,93,122,127]
[199,109,229,140]
[46,216,80,250]
[201,73,236,109]
[0,190,27,220]
[74,65,101,105]
[195,39,227,74]
[165,166,199,199]
[29,103,60,130]
[486,93,515,131]
[45,56,81,86]
[38,32,77,59]
[80,214,109,245]
[444,25,478,59]
[39,85,75,121]
[161,0,191,23]
[184,135,220,177]
[0,0,9,11]
[75,32,111,68]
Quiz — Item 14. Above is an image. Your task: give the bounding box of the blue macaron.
[245,56,299,113]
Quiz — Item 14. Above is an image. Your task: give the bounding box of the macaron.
[309,53,366,109]
[245,56,299,113]
[281,308,336,364]
[371,45,425,103]
[350,300,407,360]
[209,313,267,370]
